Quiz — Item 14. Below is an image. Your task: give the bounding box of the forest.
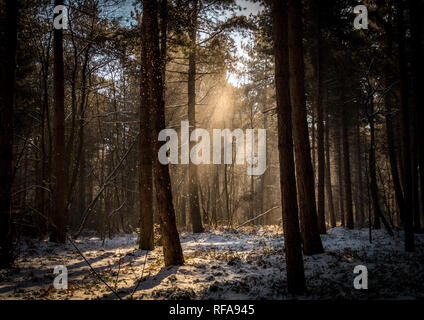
[0,0,423,300]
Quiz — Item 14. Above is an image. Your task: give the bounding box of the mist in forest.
[0,0,423,303]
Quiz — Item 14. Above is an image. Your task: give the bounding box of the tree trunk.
[315,6,326,234]
[396,0,415,251]
[368,101,393,236]
[324,95,336,228]
[336,124,345,226]
[187,0,203,233]
[341,87,354,229]
[368,108,381,230]
[0,0,17,267]
[383,9,406,228]
[287,0,323,255]
[139,2,154,250]
[145,0,184,266]
[272,0,306,294]
[408,0,423,233]
[354,115,364,227]
[51,0,67,243]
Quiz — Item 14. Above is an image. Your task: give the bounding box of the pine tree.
[0,0,18,267]
[272,0,306,294]
[287,0,324,255]
[51,0,67,243]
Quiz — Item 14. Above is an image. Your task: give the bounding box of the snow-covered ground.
[1,226,423,300]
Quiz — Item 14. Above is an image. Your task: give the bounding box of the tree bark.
[407,0,423,233]
[396,0,415,251]
[315,6,326,234]
[324,96,336,228]
[287,0,324,255]
[272,0,306,294]
[368,100,393,236]
[139,1,154,250]
[341,87,354,229]
[187,0,203,233]
[51,0,67,243]
[145,0,184,265]
[336,123,345,226]
[354,113,364,227]
[0,0,18,267]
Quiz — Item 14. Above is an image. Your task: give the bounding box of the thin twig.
[236,206,280,229]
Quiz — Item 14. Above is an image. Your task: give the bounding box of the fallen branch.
[130,250,149,299]
[235,206,280,229]
[28,206,122,300]
[67,236,122,300]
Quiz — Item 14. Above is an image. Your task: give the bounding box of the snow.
[1,226,423,300]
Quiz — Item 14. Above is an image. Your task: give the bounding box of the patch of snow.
[1,226,423,300]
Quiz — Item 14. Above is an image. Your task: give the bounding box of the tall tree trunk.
[187,0,203,233]
[0,0,17,267]
[383,8,406,228]
[224,164,230,225]
[315,4,326,234]
[341,87,354,229]
[180,196,186,228]
[287,0,323,255]
[139,2,154,250]
[336,123,345,226]
[396,0,415,251]
[385,98,406,224]
[324,96,336,228]
[311,106,316,178]
[51,0,67,243]
[354,116,364,227]
[261,112,270,224]
[272,0,306,294]
[145,0,184,265]
[368,107,381,230]
[368,100,393,236]
[249,105,254,223]
[408,0,423,233]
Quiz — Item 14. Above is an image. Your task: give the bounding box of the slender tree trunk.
[368,101,393,236]
[261,112,270,224]
[0,0,17,267]
[354,118,364,227]
[311,106,316,177]
[212,169,219,227]
[250,106,254,223]
[287,0,323,255]
[408,0,423,233]
[224,164,230,225]
[180,196,186,228]
[396,0,415,251]
[272,0,306,294]
[383,10,406,228]
[368,107,381,229]
[139,3,154,250]
[341,87,354,229]
[145,0,184,265]
[324,97,336,228]
[408,0,424,232]
[315,6,326,234]
[51,0,67,243]
[336,124,345,226]
[187,0,203,233]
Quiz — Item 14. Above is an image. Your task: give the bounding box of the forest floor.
[0,226,423,300]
